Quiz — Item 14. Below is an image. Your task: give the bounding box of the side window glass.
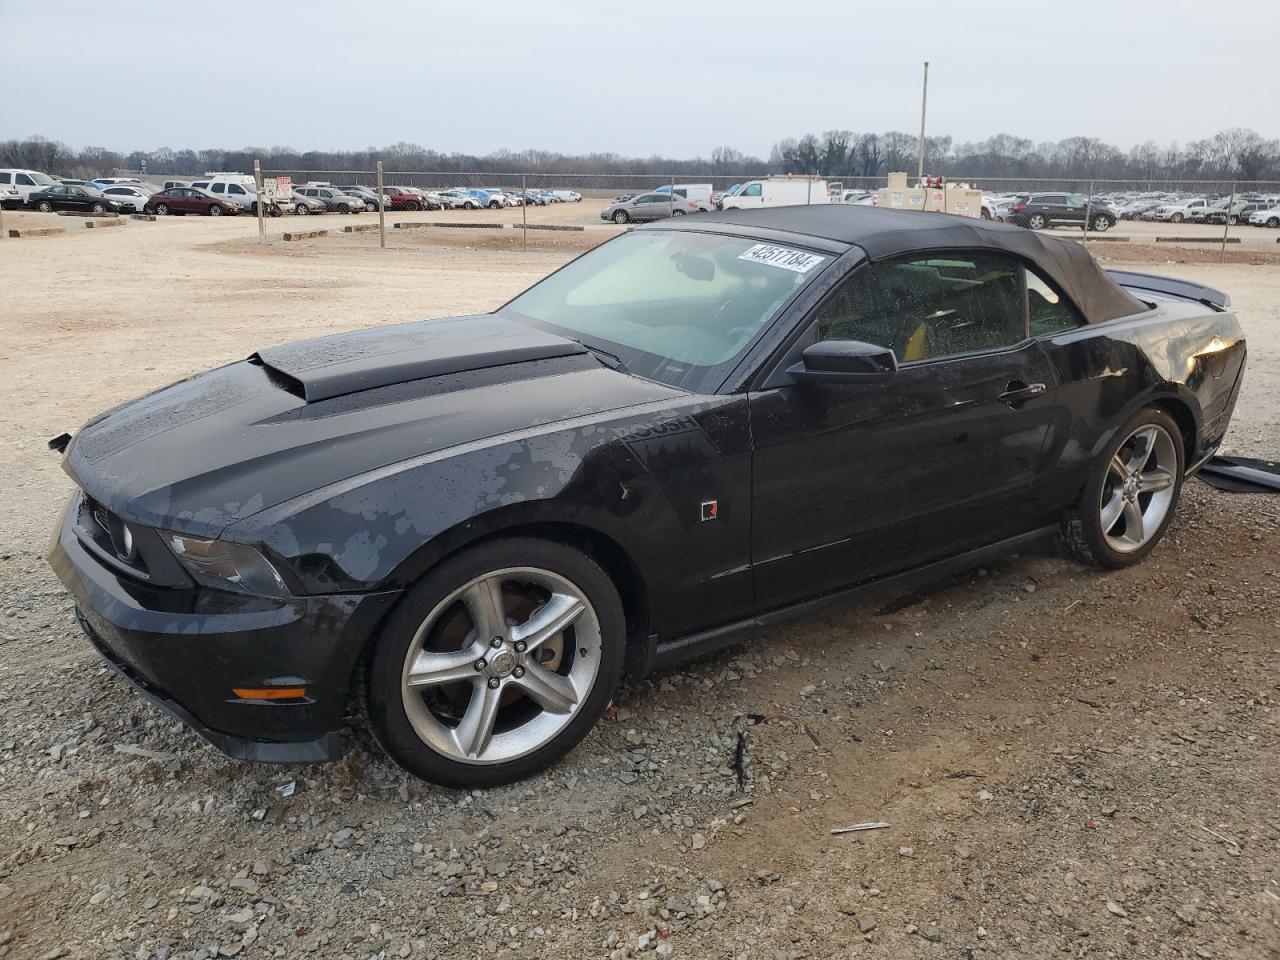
[813,254,1026,363]
[1026,266,1084,336]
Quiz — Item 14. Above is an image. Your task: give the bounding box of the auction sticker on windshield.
[737,244,826,274]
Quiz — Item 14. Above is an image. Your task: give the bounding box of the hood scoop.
[252,315,585,403]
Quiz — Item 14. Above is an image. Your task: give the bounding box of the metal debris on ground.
[830,821,891,835]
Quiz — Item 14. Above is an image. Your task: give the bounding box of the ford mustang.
[49,206,1247,786]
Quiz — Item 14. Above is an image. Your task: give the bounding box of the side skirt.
[629,525,1058,677]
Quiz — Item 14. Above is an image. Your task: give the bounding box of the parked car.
[26,184,124,214]
[0,168,60,203]
[49,205,1246,787]
[656,183,714,212]
[1007,193,1115,231]
[466,189,504,209]
[599,191,696,223]
[1148,197,1209,223]
[144,187,240,217]
[99,184,153,213]
[1248,206,1280,228]
[294,186,366,213]
[435,190,481,209]
[290,193,328,215]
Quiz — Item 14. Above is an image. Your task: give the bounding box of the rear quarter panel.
[1036,301,1246,503]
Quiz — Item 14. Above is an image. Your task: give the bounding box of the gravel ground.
[0,215,1277,960]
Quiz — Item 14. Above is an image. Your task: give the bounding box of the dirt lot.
[0,214,1277,960]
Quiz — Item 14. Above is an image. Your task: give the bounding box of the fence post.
[254,158,265,243]
[376,161,385,250]
[1221,180,1236,262]
[1082,179,1094,242]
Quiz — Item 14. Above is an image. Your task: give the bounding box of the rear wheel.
[1061,407,1184,569]
[366,537,626,787]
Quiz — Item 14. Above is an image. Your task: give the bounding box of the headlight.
[167,533,290,597]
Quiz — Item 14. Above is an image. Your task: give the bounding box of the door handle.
[999,381,1046,406]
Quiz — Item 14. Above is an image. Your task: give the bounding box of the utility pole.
[916,61,929,180]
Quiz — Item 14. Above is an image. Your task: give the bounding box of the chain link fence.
[254,165,1280,255]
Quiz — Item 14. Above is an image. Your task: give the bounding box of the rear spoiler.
[1106,269,1230,310]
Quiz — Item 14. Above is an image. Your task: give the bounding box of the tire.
[208,204,222,217]
[1170,212,1184,223]
[1060,406,1185,570]
[1090,214,1112,232]
[1027,213,1047,230]
[612,210,629,224]
[366,537,626,788]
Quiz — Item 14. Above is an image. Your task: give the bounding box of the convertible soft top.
[652,205,1148,324]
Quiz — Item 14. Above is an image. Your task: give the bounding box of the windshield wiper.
[570,338,628,373]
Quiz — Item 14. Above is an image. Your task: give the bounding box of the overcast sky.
[2,0,1273,158]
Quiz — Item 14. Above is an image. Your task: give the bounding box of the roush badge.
[737,243,826,274]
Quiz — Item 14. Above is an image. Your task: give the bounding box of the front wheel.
[366,537,626,787]
[1061,407,1185,569]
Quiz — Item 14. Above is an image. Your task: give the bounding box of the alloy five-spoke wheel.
[1098,424,1178,553]
[399,567,600,764]
[1062,406,1185,568]
[368,537,625,787]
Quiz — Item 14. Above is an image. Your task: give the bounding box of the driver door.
[748,251,1060,610]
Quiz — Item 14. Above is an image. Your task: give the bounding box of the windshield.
[502,230,831,392]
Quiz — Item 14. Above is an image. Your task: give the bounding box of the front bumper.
[49,494,398,763]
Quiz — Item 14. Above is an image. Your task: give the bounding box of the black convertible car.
[50,206,1246,786]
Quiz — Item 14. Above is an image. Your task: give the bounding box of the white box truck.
[719,177,830,210]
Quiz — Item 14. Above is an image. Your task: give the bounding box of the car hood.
[63,315,682,537]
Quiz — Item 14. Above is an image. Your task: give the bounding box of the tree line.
[2,127,1278,184]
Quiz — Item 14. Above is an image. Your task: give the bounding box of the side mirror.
[788,340,898,383]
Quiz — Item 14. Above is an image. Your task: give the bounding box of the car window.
[742,183,762,197]
[1026,266,1084,336]
[812,253,1026,363]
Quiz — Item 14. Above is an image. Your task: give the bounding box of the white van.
[0,168,59,202]
[658,183,714,212]
[720,177,831,210]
